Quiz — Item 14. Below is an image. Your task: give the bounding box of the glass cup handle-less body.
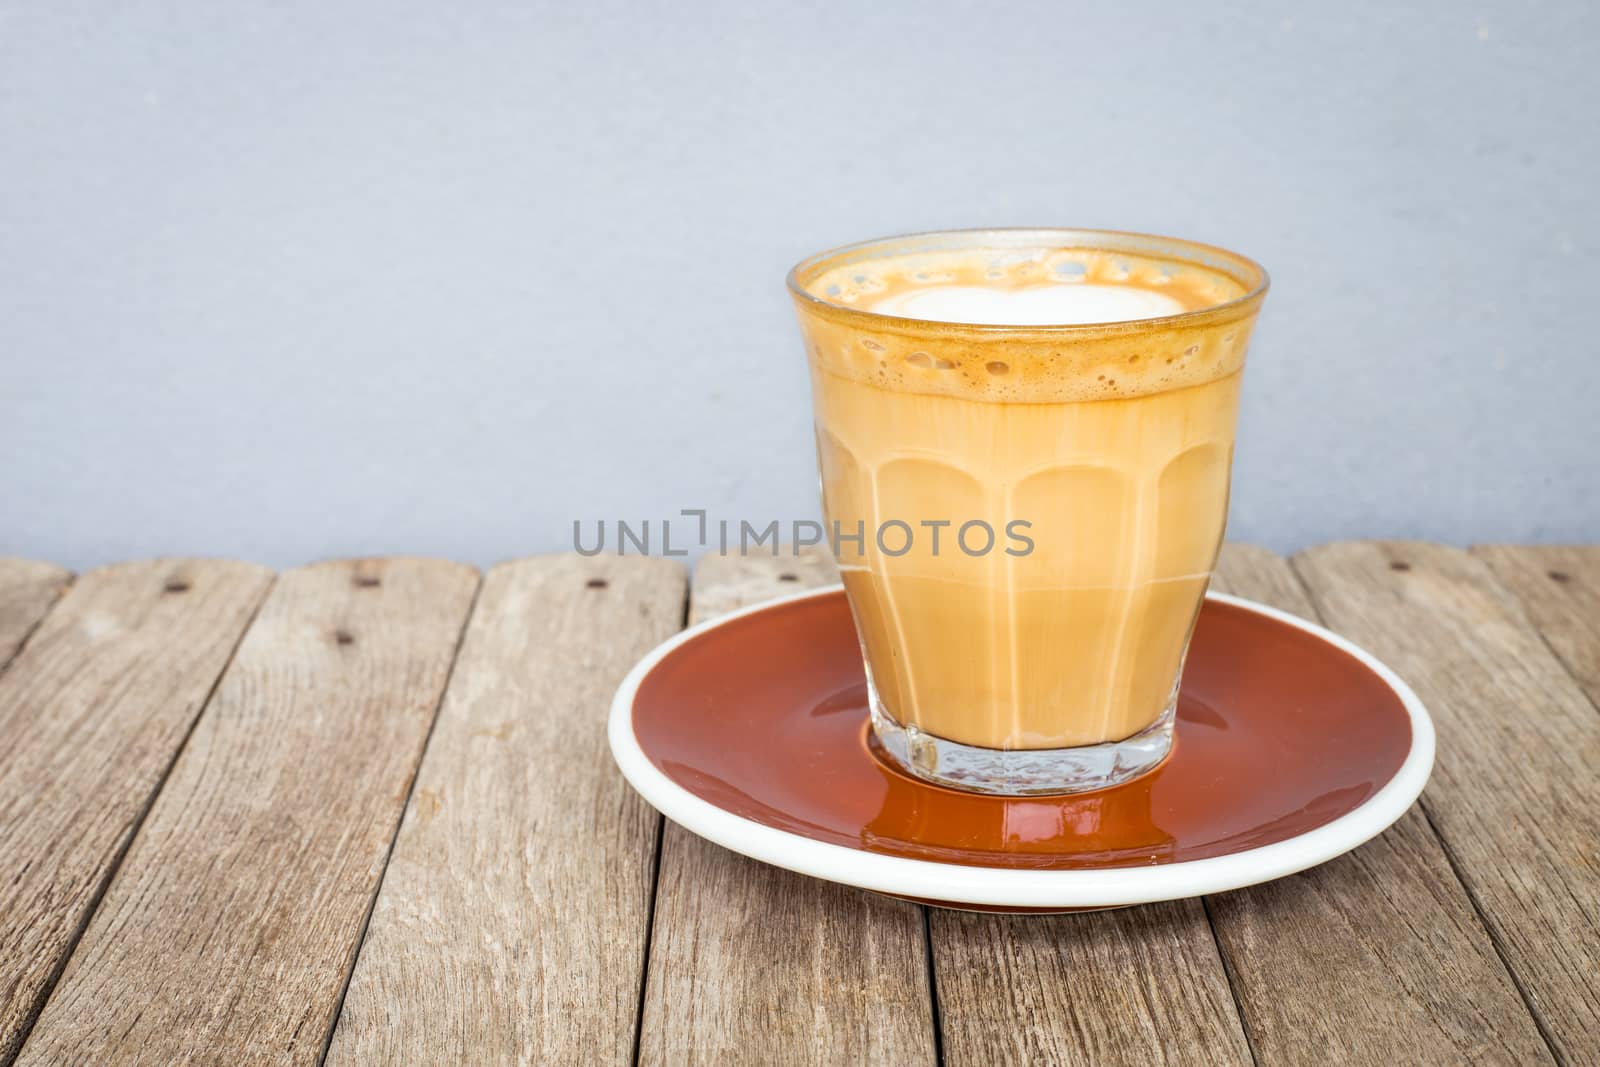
[788,229,1268,796]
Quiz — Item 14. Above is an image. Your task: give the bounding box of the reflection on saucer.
[862,720,1177,868]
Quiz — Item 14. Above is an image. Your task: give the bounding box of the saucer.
[609,587,1434,912]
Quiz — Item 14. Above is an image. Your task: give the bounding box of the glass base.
[869,697,1176,797]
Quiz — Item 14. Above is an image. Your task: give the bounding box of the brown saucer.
[611,589,1433,911]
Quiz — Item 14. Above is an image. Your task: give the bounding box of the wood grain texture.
[1474,545,1600,705]
[683,548,841,627]
[0,559,70,669]
[638,549,940,1066]
[934,902,1250,1067]
[0,560,272,1063]
[17,559,478,1066]
[1293,541,1600,1063]
[324,555,687,1067]
[1209,544,1551,1065]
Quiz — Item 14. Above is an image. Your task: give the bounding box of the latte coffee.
[788,230,1268,795]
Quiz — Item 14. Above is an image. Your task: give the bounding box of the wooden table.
[0,542,1595,1066]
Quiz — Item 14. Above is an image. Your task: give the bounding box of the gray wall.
[3,0,1596,568]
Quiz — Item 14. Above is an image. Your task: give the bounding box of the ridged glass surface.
[814,368,1240,751]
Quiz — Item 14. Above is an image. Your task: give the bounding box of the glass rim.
[786,227,1270,338]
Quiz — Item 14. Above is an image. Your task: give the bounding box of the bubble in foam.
[904,350,959,371]
[869,283,1185,327]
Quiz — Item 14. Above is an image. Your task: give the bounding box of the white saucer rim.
[607,585,1435,909]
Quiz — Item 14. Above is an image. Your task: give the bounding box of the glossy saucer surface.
[609,588,1433,911]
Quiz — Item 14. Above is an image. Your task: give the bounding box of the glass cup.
[787,229,1268,795]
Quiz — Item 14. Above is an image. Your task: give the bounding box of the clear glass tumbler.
[788,229,1268,795]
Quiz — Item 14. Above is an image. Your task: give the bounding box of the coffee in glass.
[788,229,1268,795]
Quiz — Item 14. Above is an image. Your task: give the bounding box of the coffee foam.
[794,242,1258,403]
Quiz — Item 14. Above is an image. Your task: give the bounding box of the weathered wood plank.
[934,902,1250,1067]
[1474,545,1600,706]
[324,555,686,1066]
[0,560,272,1063]
[0,560,70,669]
[682,548,840,625]
[1209,544,1551,1065]
[638,549,939,1066]
[17,559,477,1066]
[1293,541,1600,1062]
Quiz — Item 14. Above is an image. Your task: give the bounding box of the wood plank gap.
[1505,616,1600,723]
[927,548,1260,1065]
[630,567,690,1067]
[7,572,276,1067]
[1472,547,1600,713]
[323,556,686,1065]
[639,549,937,1065]
[0,607,53,675]
[931,900,1252,1066]
[922,906,945,1067]
[315,575,485,1067]
[1289,549,1563,1062]
[18,558,480,1064]
[0,560,275,1064]
[1289,541,1597,1063]
[1208,543,1551,1066]
[1416,803,1566,1067]
[1200,898,1261,1067]
[7,571,276,1067]
[1526,628,1599,720]
[630,815,668,1067]
[0,561,72,676]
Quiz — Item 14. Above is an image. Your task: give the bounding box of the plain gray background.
[3,0,1596,569]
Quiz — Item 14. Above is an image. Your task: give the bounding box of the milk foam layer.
[795,238,1261,403]
[869,283,1186,326]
